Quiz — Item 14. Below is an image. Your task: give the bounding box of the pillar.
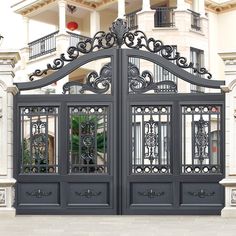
[142,0,151,11]
[118,0,125,18]
[219,52,236,217]
[22,16,29,47]
[0,51,20,217]
[199,0,206,17]
[58,0,66,34]
[192,0,199,12]
[90,11,100,37]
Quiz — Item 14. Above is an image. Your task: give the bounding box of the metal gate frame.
[13,19,225,215]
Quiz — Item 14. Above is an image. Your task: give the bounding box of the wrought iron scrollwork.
[75,189,101,198]
[188,189,215,198]
[194,116,209,163]
[128,63,177,94]
[29,18,211,81]
[144,117,158,164]
[63,63,112,94]
[138,189,165,198]
[26,189,52,198]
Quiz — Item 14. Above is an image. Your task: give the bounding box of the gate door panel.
[14,48,119,214]
[14,19,225,215]
[121,49,225,214]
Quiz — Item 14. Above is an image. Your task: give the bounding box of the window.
[190,47,204,93]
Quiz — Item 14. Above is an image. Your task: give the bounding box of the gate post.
[0,51,20,216]
[219,52,236,217]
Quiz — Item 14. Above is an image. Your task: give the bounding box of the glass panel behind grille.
[182,105,221,174]
[69,106,108,174]
[131,106,171,174]
[20,107,59,174]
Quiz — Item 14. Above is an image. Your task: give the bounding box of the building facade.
[0,0,236,216]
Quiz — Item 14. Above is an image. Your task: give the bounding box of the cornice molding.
[186,0,236,13]
[219,52,236,64]
[0,51,21,67]
[12,0,116,16]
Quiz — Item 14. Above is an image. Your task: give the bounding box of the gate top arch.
[15,18,225,91]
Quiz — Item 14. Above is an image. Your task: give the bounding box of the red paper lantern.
[67,21,78,31]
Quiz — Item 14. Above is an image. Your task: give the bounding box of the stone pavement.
[0,216,236,236]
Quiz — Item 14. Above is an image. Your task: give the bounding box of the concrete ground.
[0,216,236,236]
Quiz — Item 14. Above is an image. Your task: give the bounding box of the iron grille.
[69,106,108,174]
[28,31,59,60]
[182,105,221,174]
[131,106,171,174]
[20,106,59,174]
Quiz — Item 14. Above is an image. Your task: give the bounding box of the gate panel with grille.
[14,19,225,214]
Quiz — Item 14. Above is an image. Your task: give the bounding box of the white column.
[199,0,206,16]
[176,0,186,11]
[22,16,29,47]
[0,51,20,217]
[142,0,151,11]
[58,0,66,34]
[90,11,100,37]
[118,0,125,18]
[192,0,199,12]
[219,52,236,217]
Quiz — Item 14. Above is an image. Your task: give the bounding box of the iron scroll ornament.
[63,63,112,94]
[75,189,101,198]
[28,19,212,81]
[26,189,52,198]
[138,189,165,198]
[188,189,215,198]
[128,63,177,94]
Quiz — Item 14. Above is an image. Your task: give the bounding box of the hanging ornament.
[67,21,78,31]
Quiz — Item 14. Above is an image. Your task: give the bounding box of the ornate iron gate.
[14,19,225,215]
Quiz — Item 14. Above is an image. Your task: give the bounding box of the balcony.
[28,31,59,60]
[126,10,139,31]
[28,31,90,60]
[67,31,90,47]
[154,7,176,28]
[188,9,201,31]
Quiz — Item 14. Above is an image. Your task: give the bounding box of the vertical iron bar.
[208,112,211,166]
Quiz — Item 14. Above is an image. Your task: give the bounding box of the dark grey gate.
[14,19,225,215]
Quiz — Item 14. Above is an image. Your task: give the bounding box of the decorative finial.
[110,19,129,48]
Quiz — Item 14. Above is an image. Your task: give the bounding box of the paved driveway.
[0,216,236,236]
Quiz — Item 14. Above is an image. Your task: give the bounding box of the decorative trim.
[188,189,215,198]
[75,189,101,198]
[26,189,52,198]
[28,19,212,82]
[138,189,165,198]
[231,189,236,205]
[0,188,6,206]
[6,86,19,95]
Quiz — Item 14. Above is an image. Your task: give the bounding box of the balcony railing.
[28,31,59,60]
[188,9,201,31]
[154,7,176,28]
[126,10,139,30]
[67,31,90,47]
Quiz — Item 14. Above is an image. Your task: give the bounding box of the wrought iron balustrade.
[154,7,176,27]
[28,31,59,60]
[125,10,139,30]
[188,9,201,31]
[67,31,90,47]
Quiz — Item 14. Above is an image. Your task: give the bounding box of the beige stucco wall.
[218,10,236,52]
